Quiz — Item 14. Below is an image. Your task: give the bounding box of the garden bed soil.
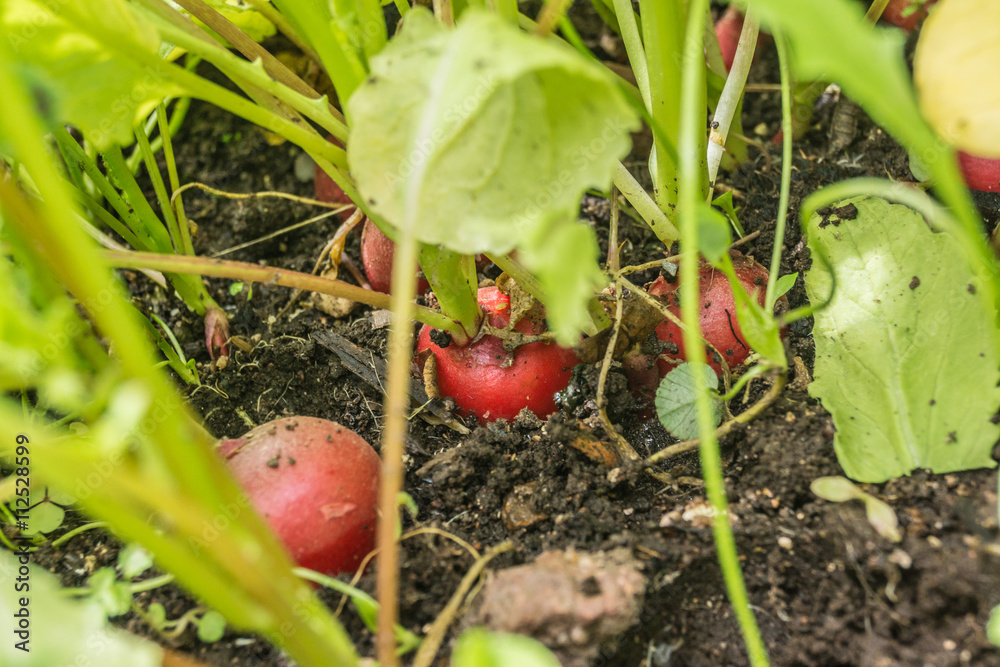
[26,10,1000,667]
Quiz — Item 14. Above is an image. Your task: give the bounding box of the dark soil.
[24,7,1000,667]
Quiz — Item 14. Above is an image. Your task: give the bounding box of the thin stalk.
[134,125,183,253]
[640,0,684,211]
[613,163,679,244]
[157,103,196,256]
[534,0,574,36]
[375,223,420,667]
[677,1,768,664]
[707,12,759,187]
[244,0,322,65]
[100,250,463,336]
[612,0,650,109]
[766,32,794,312]
[137,0,348,136]
[55,2,352,188]
[864,0,892,22]
[270,0,367,101]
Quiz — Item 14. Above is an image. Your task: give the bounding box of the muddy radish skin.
[416,287,580,424]
[624,253,770,406]
[218,417,380,576]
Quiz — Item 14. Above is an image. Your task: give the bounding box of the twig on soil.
[647,370,787,465]
[411,540,514,667]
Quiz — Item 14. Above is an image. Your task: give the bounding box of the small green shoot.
[810,476,901,542]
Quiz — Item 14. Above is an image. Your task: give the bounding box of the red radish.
[714,5,746,72]
[416,286,579,424]
[624,253,771,406]
[314,163,354,213]
[218,417,380,576]
[881,0,936,31]
[360,219,430,295]
[957,150,1000,192]
[314,136,355,216]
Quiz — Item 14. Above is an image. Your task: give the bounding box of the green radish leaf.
[519,219,608,345]
[25,500,65,535]
[349,8,638,254]
[696,203,733,265]
[348,8,638,341]
[805,196,1000,482]
[196,610,226,643]
[654,363,722,440]
[46,486,77,506]
[1,0,182,149]
[451,628,561,667]
[773,272,798,300]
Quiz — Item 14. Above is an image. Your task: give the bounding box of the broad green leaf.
[805,196,1000,482]
[914,0,1000,157]
[196,610,227,643]
[1,0,182,149]
[655,363,722,440]
[348,7,639,256]
[451,628,561,667]
[0,552,162,667]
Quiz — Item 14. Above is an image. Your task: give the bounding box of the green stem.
[677,1,769,664]
[766,32,793,312]
[375,217,420,667]
[613,163,679,244]
[611,0,650,109]
[101,250,463,336]
[157,102,196,257]
[56,1,351,187]
[640,0,684,212]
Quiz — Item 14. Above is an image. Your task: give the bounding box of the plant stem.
[100,250,463,336]
[375,223,420,667]
[766,32,794,312]
[613,163,679,244]
[641,0,684,212]
[612,0,650,108]
[677,0,769,664]
[707,12,759,187]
